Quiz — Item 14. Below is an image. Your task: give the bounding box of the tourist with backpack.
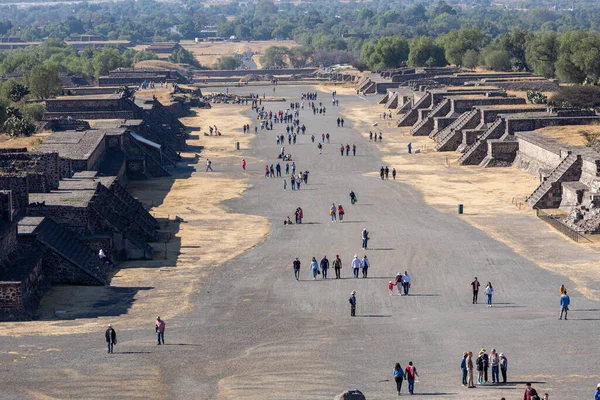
[559,289,570,320]
[333,255,342,279]
[105,324,117,354]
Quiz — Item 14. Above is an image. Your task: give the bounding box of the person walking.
[291,162,296,176]
[361,228,369,250]
[349,291,357,317]
[105,324,117,354]
[405,362,419,395]
[349,190,357,205]
[388,281,395,296]
[499,353,508,383]
[285,163,290,175]
[471,277,480,304]
[242,159,246,170]
[407,143,412,154]
[340,145,344,156]
[265,165,270,178]
[560,284,566,295]
[461,352,468,386]
[320,255,329,279]
[206,159,213,172]
[283,179,287,191]
[385,166,389,180]
[523,383,539,400]
[276,163,281,177]
[338,204,345,222]
[485,282,494,307]
[559,289,570,320]
[352,144,356,156]
[467,351,475,388]
[393,362,405,395]
[490,349,499,384]
[402,271,411,295]
[293,257,301,281]
[317,142,323,154]
[380,166,385,180]
[345,144,350,156]
[351,255,361,278]
[361,255,370,278]
[326,133,330,143]
[155,316,165,345]
[333,254,342,279]
[310,257,319,280]
[392,168,396,180]
[330,203,337,222]
[395,272,403,296]
[290,175,296,190]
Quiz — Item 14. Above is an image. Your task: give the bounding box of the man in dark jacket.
[293,258,301,281]
[320,256,329,279]
[105,324,117,354]
[349,291,357,317]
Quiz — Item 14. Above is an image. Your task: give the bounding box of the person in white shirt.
[485,282,494,307]
[351,255,361,278]
[402,271,411,295]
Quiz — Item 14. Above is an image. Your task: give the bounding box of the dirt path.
[0,102,269,338]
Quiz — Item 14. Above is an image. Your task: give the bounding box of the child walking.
[388,281,395,296]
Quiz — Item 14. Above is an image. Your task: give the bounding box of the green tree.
[483,48,513,71]
[408,36,447,67]
[260,46,289,67]
[462,49,480,68]
[525,32,559,77]
[214,55,242,70]
[6,83,30,103]
[25,65,62,100]
[169,47,198,66]
[360,36,409,70]
[438,27,485,66]
[92,47,125,78]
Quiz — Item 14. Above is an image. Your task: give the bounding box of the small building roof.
[28,173,115,207]
[37,130,109,161]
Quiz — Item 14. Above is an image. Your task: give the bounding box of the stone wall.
[27,206,90,236]
[0,175,29,211]
[59,157,74,179]
[514,133,562,176]
[27,172,48,193]
[46,98,124,112]
[42,250,104,285]
[0,222,18,261]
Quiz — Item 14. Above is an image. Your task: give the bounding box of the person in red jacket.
[523,383,539,400]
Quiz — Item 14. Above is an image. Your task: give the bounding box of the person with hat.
[105,324,117,354]
[476,350,485,384]
[155,316,166,345]
[394,272,403,295]
[595,383,600,400]
[500,352,508,383]
[349,291,357,317]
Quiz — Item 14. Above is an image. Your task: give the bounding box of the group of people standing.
[471,277,494,307]
[461,348,507,388]
[293,254,370,280]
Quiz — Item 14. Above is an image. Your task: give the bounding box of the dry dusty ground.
[340,94,600,301]
[0,101,269,338]
[0,132,49,150]
[180,40,298,68]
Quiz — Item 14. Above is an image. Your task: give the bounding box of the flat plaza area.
[1,85,600,399]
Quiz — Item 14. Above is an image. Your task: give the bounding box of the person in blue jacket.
[595,383,600,400]
[393,362,405,395]
[461,352,468,386]
[559,290,570,320]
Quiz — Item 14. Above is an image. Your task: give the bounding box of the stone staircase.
[434,110,479,152]
[110,182,159,240]
[410,99,450,136]
[34,218,109,285]
[458,119,505,165]
[385,92,399,109]
[90,185,155,259]
[397,94,431,127]
[526,154,581,209]
[378,93,389,105]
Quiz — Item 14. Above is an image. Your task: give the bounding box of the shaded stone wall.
[27,172,48,193]
[27,206,90,236]
[0,175,29,211]
[0,223,18,261]
[42,250,104,285]
[46,98,124,112]
[59,157,74,179]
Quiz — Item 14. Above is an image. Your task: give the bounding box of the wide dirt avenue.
[1,85,599,400]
